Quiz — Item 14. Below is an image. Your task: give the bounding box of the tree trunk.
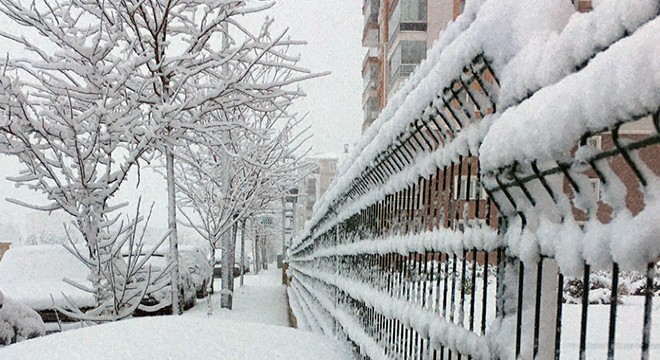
[240,219,246,287]
[220,228,232,309]
[209,241,216,295]
[220,218,238,309]
[207,243,215,316]
[166,149,181,315]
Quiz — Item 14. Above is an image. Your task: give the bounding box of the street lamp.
[279,187,298,268]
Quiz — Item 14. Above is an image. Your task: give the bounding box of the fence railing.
[287,1,660,359]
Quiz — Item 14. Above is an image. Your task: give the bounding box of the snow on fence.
[288,1,660,359]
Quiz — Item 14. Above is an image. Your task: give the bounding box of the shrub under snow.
[0,290,45,345]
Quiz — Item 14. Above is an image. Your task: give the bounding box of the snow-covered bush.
[563,272,619,305]
[563,265,660,305]
[0,290,45,345]
[620,265,660,296]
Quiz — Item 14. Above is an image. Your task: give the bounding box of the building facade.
[294,152,346,234]
[361,0,463,131]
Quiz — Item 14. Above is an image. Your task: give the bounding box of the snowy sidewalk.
[185,267,291,327]
[0,267,354,360]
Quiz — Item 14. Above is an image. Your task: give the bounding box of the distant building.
[362,0,462,131]
[294,148,349,233]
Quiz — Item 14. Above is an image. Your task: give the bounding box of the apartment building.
[362,0,463,131]
[293,151,347,233]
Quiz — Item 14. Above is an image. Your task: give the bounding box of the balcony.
[362,0,380,47]
[390,64,418,80]
[362,47,379,70]
[362,105,379,131]
[362,52,379,105]
[388,40,426,86]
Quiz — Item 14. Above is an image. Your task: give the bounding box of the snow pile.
[0,290,45,345]
[481,15,660,170]
[0,245,95,311]
[497,0,659,110]
[0,267,354,358]
[0,317,352,360]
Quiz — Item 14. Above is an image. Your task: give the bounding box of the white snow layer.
[290,264,491,359]
[0,317,352,360]
[0,245,95,310]
[481,15,660,170]
[0,291,45,345]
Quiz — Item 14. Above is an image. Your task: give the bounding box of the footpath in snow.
[0,267,354,360]
[185,266,292,326]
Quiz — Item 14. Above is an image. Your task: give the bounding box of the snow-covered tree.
[101,0,320,314]
[175,108,312,309]
[0,0,320,314]
[0,0,157,317]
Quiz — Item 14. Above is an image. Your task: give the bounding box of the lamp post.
[279,187,298,268]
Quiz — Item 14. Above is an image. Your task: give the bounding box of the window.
[453,175,487,200]
[389,41,426,81]
[366,0,379,23]
[388,0,427,41]
[306,178,316,196]
[401,0,427,22]
[406,187,424,209]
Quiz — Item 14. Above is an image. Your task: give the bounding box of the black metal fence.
[288,4,659,359]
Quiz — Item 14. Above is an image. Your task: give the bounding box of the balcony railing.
[389,63,418,83]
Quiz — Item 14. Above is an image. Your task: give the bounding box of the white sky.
[0,0,364,241]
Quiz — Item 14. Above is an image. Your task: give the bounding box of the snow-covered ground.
[0,267,355,359]
[185,267,291,326]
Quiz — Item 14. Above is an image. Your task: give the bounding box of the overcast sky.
[264,0,365,155]
[0,1,365,240]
